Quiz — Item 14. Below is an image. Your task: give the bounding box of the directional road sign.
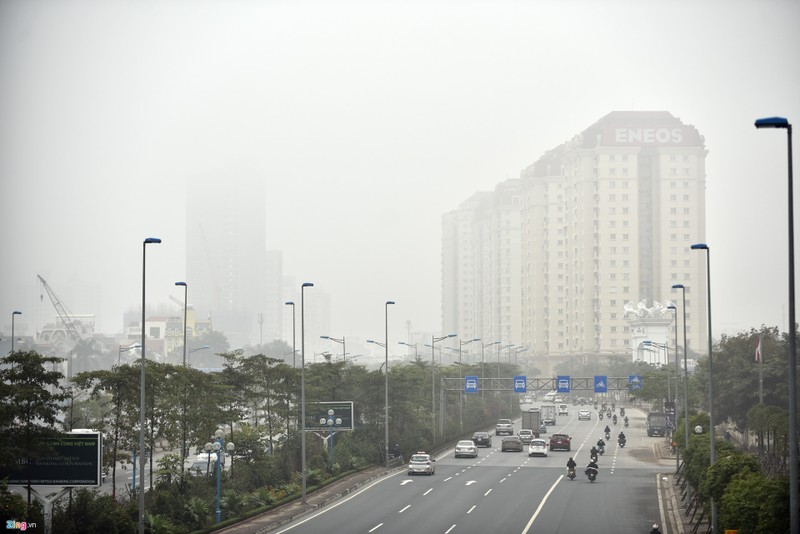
[556,375,571,393]
[594,375,608,393]
[465,376,479,393]
[513,375,527,393]
[628,375,643,391]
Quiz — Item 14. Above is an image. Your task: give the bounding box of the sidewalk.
[654,440,709,534]
[217,466,399,534]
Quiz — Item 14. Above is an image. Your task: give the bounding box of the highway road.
[269,406,671,534]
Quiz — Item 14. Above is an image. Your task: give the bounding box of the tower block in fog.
[442,111,707,362]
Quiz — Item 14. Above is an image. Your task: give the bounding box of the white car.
[454,440,478,458]
[577,409,592,421]
[528,438,548,457]
[408,452,436,475]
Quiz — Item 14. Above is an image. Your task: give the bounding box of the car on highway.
[471,431,493,447]
[538,422,547,434]
[577,409,592,421]
[407,452,436,475]
[501,435,524,452]
[454,440,478,458]
[518,429,535,444]
[528,438,548,457]
[549,433,572,451]
[495,418,514,435]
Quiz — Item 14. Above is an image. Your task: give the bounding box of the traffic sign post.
[628,375,643,391]
[556,375,571,393]
[513,376,527,393]
[465,376,479,393]
[594,376,608,394]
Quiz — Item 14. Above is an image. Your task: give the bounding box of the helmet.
[652,524,659,529]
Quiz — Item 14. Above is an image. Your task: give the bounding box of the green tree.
[0,350,68,506]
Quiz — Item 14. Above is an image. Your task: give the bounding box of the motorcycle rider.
[596,437,606,454]
[618,430,627,446]
[649,524,662,534]
[612,414,618,425]
[566,456,577,477]
[624,415,629,427]
[585,458,599,480]
[590,445,599,461]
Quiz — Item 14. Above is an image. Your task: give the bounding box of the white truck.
[541,405,557,425]
[521,408,542,435]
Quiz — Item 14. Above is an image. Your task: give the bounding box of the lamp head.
[175,281,186,287]
[12,311,21,316]
[690,243,708,250]
[285,301,294,306]
[667,305,677,310]
[302,282,314,288]
[321,335,330,340]
[755,116,789,129]
[144,237,161,244]
[367,339,376,344]
[386,300,396,305]
[672,283,685,289]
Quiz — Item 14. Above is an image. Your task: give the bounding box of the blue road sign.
[594,375,608,393]
[465,376,479,393]
[556,375,571,393]
[513,375,527,393]
[628,375,643,391]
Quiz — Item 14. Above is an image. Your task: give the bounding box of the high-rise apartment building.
[443,111,708,362]
[187,176,270,348]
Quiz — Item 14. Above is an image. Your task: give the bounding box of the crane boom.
[37,274,84,343]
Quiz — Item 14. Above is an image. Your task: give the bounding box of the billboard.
[304,401,354,432]
[4,432,102,486]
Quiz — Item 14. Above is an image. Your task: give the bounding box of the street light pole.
[10,311,21,354]
[300,282,313,503]
[139,237,161,534]
[385,301,395,466]
[672,284,690,451]
[668,304,680,472]
[285,302,296,368]
[175,282,188,366]
[431,334,456,444]
[321,335,346,362]
[691,242,716,534]
[755,116,797,534]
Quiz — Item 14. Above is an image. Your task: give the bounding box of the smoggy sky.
[1,0,799,352]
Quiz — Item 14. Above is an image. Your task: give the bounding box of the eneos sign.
[614,127,684,145]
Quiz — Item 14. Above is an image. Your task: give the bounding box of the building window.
[623,247,630,254]
[622,168,629,175]
[610,168,616,175]
[684,208,690,214]
[610,300,617,306]
[623,260,629,267]
[671,273,677,279]
[670,220,677,228]
[670,194,677,201]
[670,168,677,175]
[670,208,677,215]
[623,286,630,293]
[670,181,676,188]
[671,233,677,240]
[622,194,629,201]
[609,194,616,201]
[684,195,690,201]
[684,181,689,187]
[622,233,629,240]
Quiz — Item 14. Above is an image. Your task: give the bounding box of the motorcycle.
[585,466,598,483]
[612,416,618,425]
[597,445,605,456]
[598,412,604,420]
[606,411,612,419]
[567,466,576,480]
[624,419,629,428]
[605,432,611,441]
[620,408,625,417]
[590,452,598,463]
[618,437,626,448]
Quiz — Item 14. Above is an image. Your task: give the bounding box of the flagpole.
[757,335,763,404]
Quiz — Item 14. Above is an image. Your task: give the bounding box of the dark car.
[549,433,572,451]
[471,432,493,447]
[501,435,524,452]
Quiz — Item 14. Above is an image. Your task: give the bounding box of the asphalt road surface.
[268,407,670,534]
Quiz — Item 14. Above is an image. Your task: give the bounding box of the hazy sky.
[1,0,799,351]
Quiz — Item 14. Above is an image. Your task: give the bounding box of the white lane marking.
[423,488,433,496]
[368,524,383,532]
[484,489,493,496]
[521,475,563,534]
[500,477,507,483]
[400,480,413,485]
[467,505,476,514]
[398,505,411,514]
[445,525,457,534]
[274,467,403,533]
[465,480,476,485]
[444,476,453,482]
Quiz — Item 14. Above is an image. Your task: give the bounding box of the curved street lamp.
[300,282,313,503]
[321,335,346,362]
[205,429,235,524]
[139,237,161,534]
[11,311,21,354]
[384,301,395,466]
[755,115,797,534]
[430,334,456,444]
[667,304,680,473]
[691,242,716,533]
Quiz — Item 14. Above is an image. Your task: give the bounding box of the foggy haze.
[1,1,799,356]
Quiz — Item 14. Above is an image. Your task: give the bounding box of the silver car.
[454,440,478,458]
[408,452,436,475]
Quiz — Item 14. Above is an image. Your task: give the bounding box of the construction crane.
[37,274,84,344]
